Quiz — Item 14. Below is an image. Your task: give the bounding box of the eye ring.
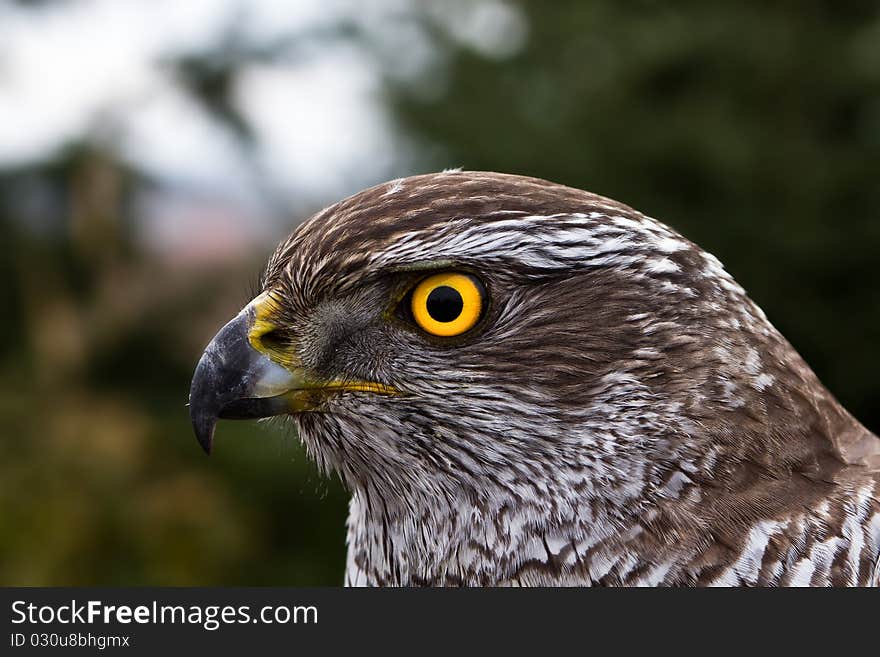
[410,272,485,337]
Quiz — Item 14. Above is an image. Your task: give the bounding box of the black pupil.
[426,286,464,323]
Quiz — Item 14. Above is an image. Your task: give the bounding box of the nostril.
[257,328,288,351]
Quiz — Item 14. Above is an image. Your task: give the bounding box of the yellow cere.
[411,272,484,337]
[247,291,285,355]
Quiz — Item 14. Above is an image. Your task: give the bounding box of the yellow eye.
[410,272,485,337]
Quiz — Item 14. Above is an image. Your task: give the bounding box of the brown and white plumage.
[191,171,880,586]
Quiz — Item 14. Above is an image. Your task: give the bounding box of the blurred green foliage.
[1,0,878,584]
[0,146,350,584]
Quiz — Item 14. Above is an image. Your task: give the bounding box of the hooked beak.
[188,292,396,455]
[189,293,302,454]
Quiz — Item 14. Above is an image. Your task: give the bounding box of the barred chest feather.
[344,475,880,587]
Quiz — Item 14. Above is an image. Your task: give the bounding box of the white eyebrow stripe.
[370,212,693,277]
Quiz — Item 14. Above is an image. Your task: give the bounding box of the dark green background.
[1,0,877,584]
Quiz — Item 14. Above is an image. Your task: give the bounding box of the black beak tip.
[190,407,216,455]
[189,365,220,456]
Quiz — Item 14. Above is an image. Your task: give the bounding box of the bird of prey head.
[190,171,880,586]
